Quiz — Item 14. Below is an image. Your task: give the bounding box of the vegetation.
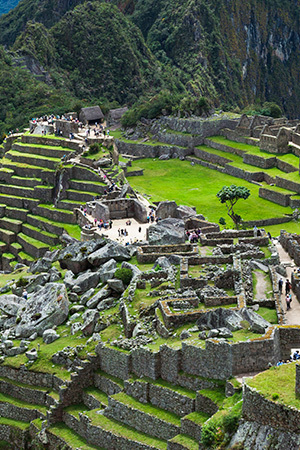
[114,268,133,286]
[217,185,251,229]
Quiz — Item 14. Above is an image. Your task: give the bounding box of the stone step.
[66,189,98,202]
[11,175,42,187]
[62,405,168,450]
[47,421,103,450]
[69,179,106,194]
[0,183,36,198]
[83,387,109,410]
[57,199,86,211]
[2,253,15,270]
[124,378,196,417]
[105,392,181,440]
[0,416,30,448]
[13,142,74,159]
[0,391,47,422]
[0,376,49,407]
[35,205,76,224]
[27,214,65,236]
[180,411,210,441]
[5,207,28,222]
[17,233,49,259]
[94,369,124,396]
[167,433,199,450]
[195,389,226,415]
[0,217,22,234]
[17,250,35,265]
[9,242,22,257]
[2,161,55,180]
[0,227,15,244]
[0,193,39,210]
[22,223,59,247]
[6,150,60,170]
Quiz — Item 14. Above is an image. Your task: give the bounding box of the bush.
[219,217,226,226]
[16,277,28,287]
[272,393,279,400]
[89,143,101,155]
[114,268,133,286]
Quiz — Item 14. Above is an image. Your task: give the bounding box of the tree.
[217,185,250,229]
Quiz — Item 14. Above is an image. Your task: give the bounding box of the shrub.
[154,264,162,272]
[16,277,28,287]
[114,268,133,286]
[89,143,101,155]
[272,393,279,400]
[201,421,217,448]
[219,217,226,226]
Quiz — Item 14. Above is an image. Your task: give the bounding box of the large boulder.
[15,283,69,338]
[86,286,111,309]
[147,218,185,245]
[88,242,131,267]
[29,258,52,274]
[99,259,117,283]
[64,270,100,294]
[58,239,107,274]
[175,205,197,219]
[156,201,177,219]
[240,307,270,334]
[0,294,24,317]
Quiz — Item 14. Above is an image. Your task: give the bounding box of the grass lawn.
[247,362,300,409]
[128,159,300,237]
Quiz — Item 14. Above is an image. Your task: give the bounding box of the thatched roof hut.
[107,107,128,126]
[79,106,104,125]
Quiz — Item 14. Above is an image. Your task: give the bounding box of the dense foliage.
[217,185,251,229]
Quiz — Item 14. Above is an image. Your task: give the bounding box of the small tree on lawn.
[217,185,250,229]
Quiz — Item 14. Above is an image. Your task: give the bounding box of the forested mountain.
[0,0,20,16]
[1,0,300,136]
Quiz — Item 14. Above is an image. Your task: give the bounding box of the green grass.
[2,253,15,259]
[7,150,61,162]
[257,307,278,324]
[18,233,48,249]
[247,362,300,409]
[128,158,300,237]
[86,410,168,449]
[84,387,108,406]
[18,251,34,261]
[0,391,47,415]
[48,422,103,450]
[27,214,81,240]
[169,434,198,449]
[132,377,196,399]
[229,329,264,342]
[95,370,124,388]
[23,223,57,239]
[0,416,30,430]
[38,204,74,214]
[17,142,71,151]
[0,267,28,288]
[184,411,210,425]
[198,388,226,407]
[0,217,22,225]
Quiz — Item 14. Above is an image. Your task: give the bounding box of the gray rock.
[69,305,85,315]
[176,205,197,219]
[64,270,74,289]
[251,261,268,272]
[86,286,111,309]
[107,279,124,293]
[207,329,219,338]
[4,340,13,349]
[240,307,270,334]
[132,323,146,338]
[100,269,116,284]
[121,261,141,280]
[88,242,131,267]
[43,329,60,344]
[15,283,69,338]
[68,292,79,303]
[217,327,233,338]
[159,154,170,160]
[29,332,37,341]
[49,267,61,282]
[68,313,81,322]
[26,348,38,361]
[71,323,82,335]
[198,331,207,339]
[69,270,100,294]
[0,294,24,316]
[81,310,100,336]
[27,273,50,293]
[15,263,27,271]
[30,258,52,274]
[58,239,107,274]
[180,330,192,340]
[147,218,185,245]
[80,288,95,305]
[152,256,173,271]
[72,285,81,293]
[97,297,115,311]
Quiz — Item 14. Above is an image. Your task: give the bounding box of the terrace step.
[12,142,74,159]
[11,175,42,188]
[27,214,65,236]
[2,161,55,179]
[0,416,30,448]
[36,205,76,224]
[66,189,99,202]
[69,179,106,194]
[63,405,168,450]
[167,434,199,450]
[83,387,109,410]
[124,378,196,417]
[0,193,39,210]
[105,392,181,440]
[0,228,15,244]
[6,150,60,170]
[195,388,226,415]
[56,199,86,211]
[17,233,48,258]
[5,207,28,222]
[21,223,60,247]
[94,370,124,396]
[180,411,210,441]
[17,251,35,264]
[0,184,35,198]
[0,376,49,407]
[0,391,47,422]
[47,422,104,450]
[0,217,22,234]
[9,242,22,257]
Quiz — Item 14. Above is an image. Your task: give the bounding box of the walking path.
[274,239,300,325]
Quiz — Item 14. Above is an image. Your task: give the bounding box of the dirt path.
[275,240,300,325]
[254,270,269,300]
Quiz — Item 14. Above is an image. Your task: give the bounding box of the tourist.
[293,350,300,360]
[138,227,142,233]
[285,279,291,295]
[22,289,28,300]
[253,225,258,237]
[278,278,283,295]
[286,294,291,310]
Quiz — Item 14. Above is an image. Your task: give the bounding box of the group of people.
[186,228,202,243]
[278,278,293,310]
[277,350,300,366]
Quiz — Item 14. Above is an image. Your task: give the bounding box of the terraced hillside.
[0,133,111,269]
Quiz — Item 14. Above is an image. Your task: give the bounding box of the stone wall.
[243,382,300,433]
[158,116,238,136]
[275,175,300,194]
[259,187,291,207]
[96,344,132,380]
[115,140,192,159]
[194,147,232,166]
[102,198,148,223]
[131,347,161,380]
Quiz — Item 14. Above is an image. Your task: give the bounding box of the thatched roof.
[108,107,128,121]
[80,106,104,122]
